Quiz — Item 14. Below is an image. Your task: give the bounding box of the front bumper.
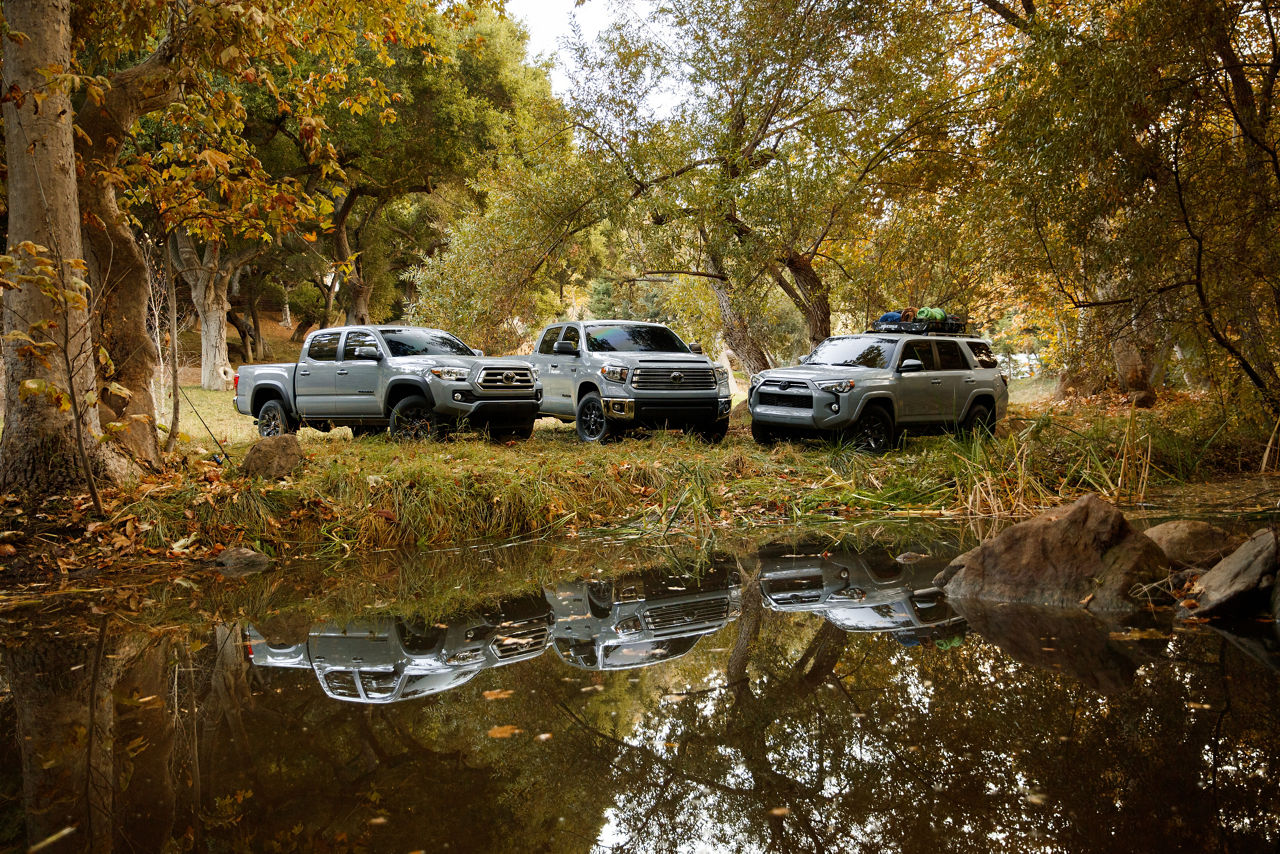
[603,396,730,425]
[749,385,857,431]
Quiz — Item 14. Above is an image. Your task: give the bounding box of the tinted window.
[935,340,970,370]
[562,325,581,350]
[342,330,379,360]
[378,327,473,357]
[585,323,689,353]
[307,332,341,362]
[966,340,999,369]
[537,326,563,355]
[807,336,893,368]
[899,340,936,370]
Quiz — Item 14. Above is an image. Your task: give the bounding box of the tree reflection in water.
[1,542,1278,853]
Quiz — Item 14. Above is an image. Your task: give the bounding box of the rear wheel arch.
[252,386,287,418]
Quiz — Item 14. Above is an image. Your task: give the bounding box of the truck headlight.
[429,366,470,381]
[713,365,729,385]
[600,364,629,383]
[816,379,856,394]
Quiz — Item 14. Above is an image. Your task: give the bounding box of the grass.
[108,385,1278,563]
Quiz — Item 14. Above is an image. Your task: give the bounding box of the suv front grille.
[491,621,550,659]
[758,391,813,409]
[478,366,536,391]
[632,367,717,390]
[643,598,730,631]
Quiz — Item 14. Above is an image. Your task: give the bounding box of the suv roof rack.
[866,320,973,337]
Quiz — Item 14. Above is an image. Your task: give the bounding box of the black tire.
[256,399,296,437]
[587,581,614,619]
[390,395,442,440]
[687,419,729,443]
[751,418,780,446]
[575,392,613,443]
[489,422,535,442]
[846,405,895,454]
[962,402,995,437]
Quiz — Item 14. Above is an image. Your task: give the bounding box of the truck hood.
[387,355,535,370]
[590,352,716,368]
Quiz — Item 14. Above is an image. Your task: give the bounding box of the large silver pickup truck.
[235,325,542,440]
[522,319,731,442]
[748,331,1008,451]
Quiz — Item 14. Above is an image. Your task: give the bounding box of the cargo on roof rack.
[868,319,969,335]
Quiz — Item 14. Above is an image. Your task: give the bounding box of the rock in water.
[216,546,271,576]
[1142,520,1242,569]
[1189,528,1277,618]
[933,494,1168,612]
[240,435,304,479]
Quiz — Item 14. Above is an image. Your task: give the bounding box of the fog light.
[453,392,463,401]
[830,403,839,412]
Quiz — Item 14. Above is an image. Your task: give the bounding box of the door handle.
[930,379,942,385]
[299,370,311,376]
[336,369,349,376]
[550,364,559,369]
[964,378,977,384]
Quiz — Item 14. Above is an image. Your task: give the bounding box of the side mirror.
[898,359,925,373]
[472,348,485,357]
[688,342,703,354]
[553,340,579,357]
[353,346,382,361]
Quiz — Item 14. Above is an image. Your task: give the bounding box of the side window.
[537,326,563,355]
[935,340,970,370]
[342,330,379,360]
[898,339,936,371]
[307,332,341,362]
[965,340,999,369]
[562,325,581,350]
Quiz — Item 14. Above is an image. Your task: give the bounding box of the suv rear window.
[965,341,999,369]
[307,332,341,361]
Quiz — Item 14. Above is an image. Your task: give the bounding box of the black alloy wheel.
[963,402,995,437]
[575,393,612,443]
[256,399,295,438]
[390,395,440,441]
[750,419,779,446]
[848,406,894,455]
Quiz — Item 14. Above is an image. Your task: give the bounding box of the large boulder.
[934,494,1168,612]
[1142,520,1242,570]
[1188,528,1277,618]
[240,435,304,480]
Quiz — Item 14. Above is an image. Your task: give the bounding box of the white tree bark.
[170,231,257,391]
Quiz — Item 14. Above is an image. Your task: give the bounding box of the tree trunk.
[781,251,832,347]
[701,226,772,375]
[76,43,178,471]
[171,232,257,391]
[227,308,254,364]
[0,0,132,496]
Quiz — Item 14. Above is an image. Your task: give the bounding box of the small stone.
[240,435,304,480]
[1190,528,1277,618]
[217,546,271,577]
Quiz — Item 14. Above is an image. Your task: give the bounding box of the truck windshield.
[378,328,473,357]
[808,337,893,368]
[584,324,689,353]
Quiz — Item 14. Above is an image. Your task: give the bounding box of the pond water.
[2,529,1279,853]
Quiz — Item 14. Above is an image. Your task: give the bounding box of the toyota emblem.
[779,381,791,391]
[670,371,684,384]
[502,371,516,385]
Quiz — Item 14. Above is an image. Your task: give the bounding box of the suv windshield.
[585,324,689,353]
[808,337,893,368]
[378,328,473,357]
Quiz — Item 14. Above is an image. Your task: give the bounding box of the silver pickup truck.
[748,331,1008,451]
[522,320,731,442]
[235,325,542,440]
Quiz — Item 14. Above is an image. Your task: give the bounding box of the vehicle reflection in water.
[247,595,554,703]
[758,545,967,647]
[547,566,743,670]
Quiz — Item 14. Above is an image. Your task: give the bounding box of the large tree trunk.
[0,0,132,496]
[171,233,258,391]
[781,251,832,347]
[76,43,179,471]
[701,226,772,375]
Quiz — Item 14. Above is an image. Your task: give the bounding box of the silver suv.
[748,332,1008,451]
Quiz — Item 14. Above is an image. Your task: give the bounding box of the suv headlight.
[615,615,643,637]
[429,366,470,381]
[713,365,729,385]
[600,364,629,383]
[749,373,764,389]
[816,378,856,394]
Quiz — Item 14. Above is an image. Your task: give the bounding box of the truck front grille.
[491,621,550,659]
[758,391,813,409]
[643,598,730,631]
[632,367,717,390]
[478,366,536,391]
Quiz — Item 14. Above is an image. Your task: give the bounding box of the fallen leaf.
[487,725,522,738]
[535,732,553,742]
[482,689,514,700]
[768,807,790,817]
[0,544,16,557]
